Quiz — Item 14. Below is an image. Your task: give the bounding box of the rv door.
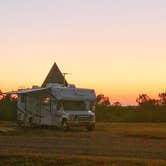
[55,101,63,126]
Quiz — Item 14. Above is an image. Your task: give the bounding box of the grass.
[1,122,166,165]
[96,108,166,122]
[0,154,166,166]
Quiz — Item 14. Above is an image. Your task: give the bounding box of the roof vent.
[32,85,40,89]
[68,84,76,88]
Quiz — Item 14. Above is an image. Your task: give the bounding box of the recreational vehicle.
[17,84,96,131]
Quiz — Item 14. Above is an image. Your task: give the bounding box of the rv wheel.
[86,125,95,131]
[28,117,34,127]
[61,119,69,131]
[17,120,23,127]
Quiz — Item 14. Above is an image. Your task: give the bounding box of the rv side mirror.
[56,102,64,116]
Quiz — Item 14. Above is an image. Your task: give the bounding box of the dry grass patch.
[1,122,166,165]
[1,154,166,166]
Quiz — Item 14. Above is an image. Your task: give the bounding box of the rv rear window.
[41,97,50,104]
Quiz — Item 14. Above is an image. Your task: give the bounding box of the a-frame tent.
[41,63,68,87]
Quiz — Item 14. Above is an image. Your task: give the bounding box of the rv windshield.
[62,100,86,111]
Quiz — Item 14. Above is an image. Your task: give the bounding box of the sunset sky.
[1,0,166,105]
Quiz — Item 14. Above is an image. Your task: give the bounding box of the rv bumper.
[68,121,95,127]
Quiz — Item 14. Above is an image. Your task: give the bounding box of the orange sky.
[1,0,166,105]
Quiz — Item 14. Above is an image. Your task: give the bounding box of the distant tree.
[112,101,122,107]
[0,93,17,121]
[96,94,110,106]
[158,92,166,106]
[136,94,150,104]
[96,94,105,104]
[136,94,157,110]
[101,97,110,106]
[0,90,3,100]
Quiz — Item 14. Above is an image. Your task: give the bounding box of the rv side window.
[41,97,50,104]
[41,96,51,112]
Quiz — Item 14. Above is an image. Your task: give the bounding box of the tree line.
[96,92,166,111]
[136,92,166,110]
[0,90,17,120]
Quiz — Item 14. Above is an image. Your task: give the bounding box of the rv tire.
[86,125,95,131]
[61,119,69,131]
[17,120,23,127]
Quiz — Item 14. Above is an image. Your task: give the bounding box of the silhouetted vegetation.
[96,94,110,106]
[96,92,166,112]
[136,92,166,111]
[136,94,157,110]
[0,91,17,121]
[96,92,166,122]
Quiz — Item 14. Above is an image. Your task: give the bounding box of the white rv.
[16,84,96,131]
